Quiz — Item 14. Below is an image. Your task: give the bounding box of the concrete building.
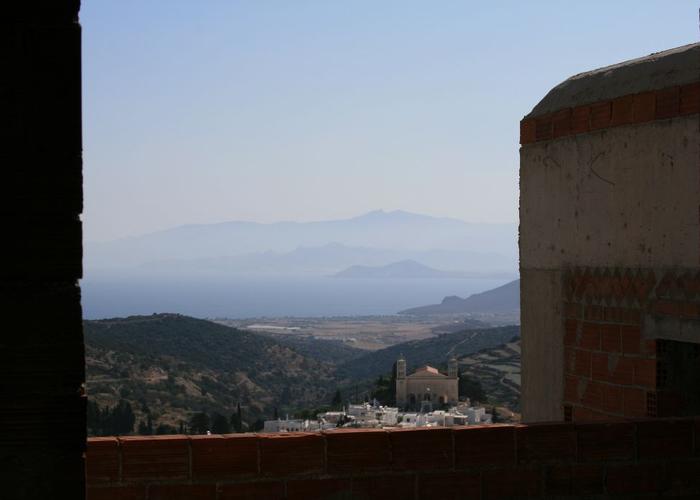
[519,42,700,422]
[395,356,459,409]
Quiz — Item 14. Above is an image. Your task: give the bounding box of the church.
[395,356,459,410]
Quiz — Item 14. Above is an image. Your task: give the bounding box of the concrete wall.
[519,43,700,422]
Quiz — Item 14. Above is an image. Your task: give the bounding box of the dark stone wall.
[2,1,85,498]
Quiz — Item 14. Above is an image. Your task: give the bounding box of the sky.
[82,1,699,242]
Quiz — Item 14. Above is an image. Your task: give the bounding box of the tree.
[211,412,230,434]
[330,389,342,409]
[230,403,243,433]
[273,407,279,420]
[458,374,486,403]
[189,412,210,434]
[251,419,265,432]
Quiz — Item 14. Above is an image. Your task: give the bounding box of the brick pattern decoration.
[87,422,700,499]
[563,268,700,420]
[2,1,85,498]
[520,82,700,145]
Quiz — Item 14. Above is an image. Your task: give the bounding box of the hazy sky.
[82,1,699,241]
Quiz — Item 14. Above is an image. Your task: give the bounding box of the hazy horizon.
[81,1,698,242]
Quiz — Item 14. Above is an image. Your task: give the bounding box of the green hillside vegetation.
[85,314,337,433]
[336,325,520,382]
[85,314,521,435]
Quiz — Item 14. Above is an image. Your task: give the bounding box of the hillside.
[334,260,469,279]
[457,340,521,410]
[336,325,520,382]
[400,279,520,315]
[85,314,339,429]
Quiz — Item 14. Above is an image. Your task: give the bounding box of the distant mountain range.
[85,210,518,273]
[333,259,493,279]
[400,279,520,315]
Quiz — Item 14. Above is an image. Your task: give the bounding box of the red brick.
[574,349,592,378]
[564,349,576,375]
[546,464,603,496]
[564,324,577,347]
[655,86,680,119]
[602,384,624,414]
[535,115,553,141]
[580,323,601,350]
[633,91,656,122]
[611,95,634,126]
[620,326,642,354]
[623,387,646,417]
[454,425,515,468]
[482,467,541,499]
[516,422,576,463]
[680,301,700,319]
[564,375,580,404]
[86,437,120,485]
[190,434,258,479]
[389,427,452,471]
[633,358,657,387]
[552,108,572,138]
[87,486,146,500]
[653,299,680,317]
[219,481,285,500]
[352,475,416,499]
[259,433,324,475]
[119,435,189,481]
[606,463,666,494]
[571,105,590,133]
[573,407,593,422]
[325,429,390,473]
[590,101,611,129]
[287,478,352,500]
[637,419,693,459]
[680,82,700,115]
[600,325,621,353]
[564,303,581,320]
[668,460,700,492]
[148,484,217,500]
[418,471,480,500]
[609,356,634,386]
[584,305,603,321]
[520,119,536,145]
[591,352,609,382]
[576,422,635,462]
[582,381,604,409]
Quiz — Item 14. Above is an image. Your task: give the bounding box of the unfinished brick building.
[6,1,700,498]
[519,42,700,423]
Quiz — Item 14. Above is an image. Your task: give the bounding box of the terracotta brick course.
[190,434,258,479]
[417,471,480,500]
[576,422,635,462]
[287,478,352,500]
[520,83,699,145]
[119,435,189,481]
[637,419,693,459]
[259,433,324,476]
[86,437,120,485]
[454,425,515,468]
[389,427,452,471]
[516,422,576,463]
[606,463,666,495]
[147,484,217,500]
[219,481,285,500]
[546,464,603,496]
[482,466,541,499]
[325,429,391,474]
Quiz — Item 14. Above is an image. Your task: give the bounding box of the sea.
[80,275,512,320]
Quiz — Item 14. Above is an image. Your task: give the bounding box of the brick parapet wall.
[520,82,700,145]
[563,268,700,420]
[87,422,700,499]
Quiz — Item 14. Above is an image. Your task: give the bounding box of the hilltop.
[85,314,341,429]
[400,279,520,315]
